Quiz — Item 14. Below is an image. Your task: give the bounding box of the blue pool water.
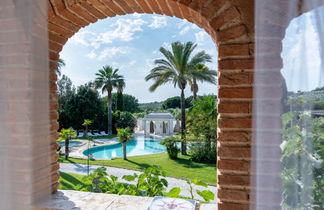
[58,141,82,147]
[83,136,166,159]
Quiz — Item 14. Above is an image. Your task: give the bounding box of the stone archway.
[47,0,255,209]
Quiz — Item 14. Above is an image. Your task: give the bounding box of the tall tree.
[145,41,212,155]
[189,63,217,100]
[116,80,125,111]
[95,66,124,134]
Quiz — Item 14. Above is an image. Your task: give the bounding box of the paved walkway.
[59,163,217,204]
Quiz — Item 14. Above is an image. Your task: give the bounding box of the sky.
[59,14,218,103]
[60,10,324,103]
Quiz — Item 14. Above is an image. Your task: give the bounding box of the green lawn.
[59,172,84,190]
[59,152,216,185]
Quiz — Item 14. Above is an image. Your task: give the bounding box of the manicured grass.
[59,172,84,190]
[59,152,216,186]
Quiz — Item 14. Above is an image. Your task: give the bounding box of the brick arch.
[47,1,255,209]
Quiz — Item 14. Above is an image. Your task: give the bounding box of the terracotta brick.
[168,1,184,19]
[156,0,173,16]
[134,0,153,14]
[210,7,240,30]
[218,188,249,201]
[218,202,249,210]
[66,2,97,23]
[100,0,126,15]
[87,0,116,17]
[218,174,250,186]
[114,0,134,14]
[218,24,247,42]
[218,145,251,159]
[201,0,228,20]
[218,71,253,86]
[218,87,253,98]
[218,131,251,142]
[50,0,88,26]
[218,117,252,129]
[219,43,250,57]
[148,0,163,14]
[48,31,68,45]
[218,101,251,114]
[219,58,254,70]
[78,0,107,19]
[218,159,250,172]
[48,22,73,37]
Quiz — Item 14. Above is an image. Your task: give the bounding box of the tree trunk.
[117,91,123,111]
[65,138,69,160]
[123,142,127,160]
[192,78,198,100]
[180,88,187,155]
[108,90,113,135]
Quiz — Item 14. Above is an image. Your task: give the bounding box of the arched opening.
[47,0,254,209]
[150,121,155,133]
[162,121,167,134]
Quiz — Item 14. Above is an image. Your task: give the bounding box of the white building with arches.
[136,113,179,136]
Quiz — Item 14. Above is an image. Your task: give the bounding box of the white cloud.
[191,24,199,30]
[148,16,168,29]
[195,31,207,44]
[179,26,190,35]
[69,31,97,47]
[132,13,142,18]
[177,19,188,29]
[85,50,97,59]
[97,47,131,60]
[71,17,146,51]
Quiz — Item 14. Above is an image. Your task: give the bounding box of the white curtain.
[254,0,324,209]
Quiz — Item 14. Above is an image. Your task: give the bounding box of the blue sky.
[60,14,218,103]
[60,11,324,103]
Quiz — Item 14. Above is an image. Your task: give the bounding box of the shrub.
[160,137,180,159]
[189,142,216,164]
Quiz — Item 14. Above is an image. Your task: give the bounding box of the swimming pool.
[83,136,166,159]
[58,140,82,147]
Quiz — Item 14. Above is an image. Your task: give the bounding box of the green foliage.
[58,128,76,141]
[77,166,168,197]
[160,137,180,159]
[187,95,217,141]
[313,100,324,110]
[117,128,132,143]
[58,81,103,130]
[161,96,193,109]
[82,119,93,126]
[186,179,215,202]
[75,166,215,203]
[189,143,216,164]
[114,111,137,131]
[111,94,140,113]
[139,101,162,112]
[281,112,324,209]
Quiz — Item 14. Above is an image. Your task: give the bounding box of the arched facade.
[45,0,324,209]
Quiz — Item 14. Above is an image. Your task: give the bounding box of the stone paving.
[60,163,217,204]
[40,190,216,210]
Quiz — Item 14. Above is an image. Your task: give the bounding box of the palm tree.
[116,80,126,111]
[82,119,93,138]
[56,58,66,76]
[190,63,217,100]
[145,41,213,155]
[94,66,124,134]
[117,128,132,160]
[58,128,76,160]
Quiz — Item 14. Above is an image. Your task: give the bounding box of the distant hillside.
[139,101,163,111]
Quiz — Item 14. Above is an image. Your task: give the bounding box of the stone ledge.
[39,190,216,210]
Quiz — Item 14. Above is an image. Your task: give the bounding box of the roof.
[144,112,175,119]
